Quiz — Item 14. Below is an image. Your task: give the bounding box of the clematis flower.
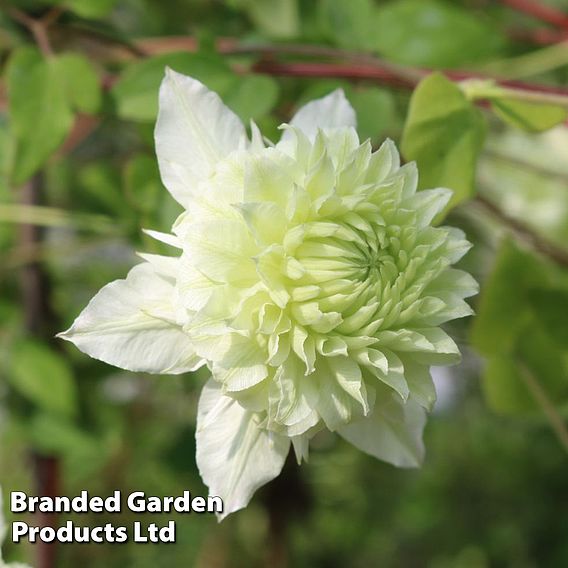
[59,69,477,519]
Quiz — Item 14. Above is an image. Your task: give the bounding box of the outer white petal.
[58,262,203,374]
[142,228,181,249]
[155,68,247,206]
[338,394,426,468]
[279,89,356,144]
[196,379,290,520]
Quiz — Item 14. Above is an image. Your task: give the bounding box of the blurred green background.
[1,0,568,566]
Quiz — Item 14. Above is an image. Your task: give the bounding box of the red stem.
[20,175,60,568]
[501,0,568,30]
[509,27,568,45]
[252,60,418,89]
[252,60,568,98]
[33,456,59,568]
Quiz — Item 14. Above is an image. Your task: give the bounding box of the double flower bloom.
[60,69,477,519]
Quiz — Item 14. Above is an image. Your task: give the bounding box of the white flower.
[59,69,478,519]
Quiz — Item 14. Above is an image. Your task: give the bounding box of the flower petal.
[338,391,426,468]
[142,228,181,249]
[269,355,319,432]
[184,219,258,284]
[155,68,247,206]
[404,188,452,228]
[280,89,356,144]
[196,379,290,520]
[58,262,203,374]
[214,335,269,393]
[400,358,437,411]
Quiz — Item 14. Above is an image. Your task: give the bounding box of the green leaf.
[28,413,97,455]
[124,154,162,214]
[224,75,279,122]
[401,73,486,210]
[318,0,376,50]
[349,88,395,143]
[78,162,127,216]
[63,0,118,18]
[54,53,101,114]
[8,340,78,418]
[374,0,505,68]
[7,47,74,184]
[27,413,108,477]
[112,52,235,122]
[491,99,568,133]
[471,239,551,356]
[529,288,568,348]
[231,0,299,38]
[518,324,568,407]
[472,240,568,415]
[482,324,568,416]
[482,356,536,414]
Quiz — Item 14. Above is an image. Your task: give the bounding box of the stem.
[19,174,59,568]
[474,194,568,268]
[6,6,54,57]
[461,78,568,108]
[518,363,568,454]
[252,60,421,90]
[144,38,425,83]
[41,6,65,27]
[32,456,60,568]
[485,149,568,183]
[19,176,55,335]
[497,86,568,107]
[501,0,568,30]
[480,41,568,80]
[1,32,568,109]
[250,59,568,101]
[263,455,311,568]
[0,203,117,232]
[508,27,568,45]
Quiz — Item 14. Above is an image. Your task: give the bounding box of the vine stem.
[497,86,568,107]
[484,149,568,183]
[19,174,59,568]
[32,457,60,568]
[461,77,568,108]
[474,195,568,269]
[479,41,568,80]
[501,0,568,30]
[91,34,568,100]
[509,27,568,45]
[6,6,56,57]
[251,59,568,103]
[518,363,568,454]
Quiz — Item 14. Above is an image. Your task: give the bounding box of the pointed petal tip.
[55,328,71,341]
[328,87,347,100]
[283,87,357,142]
[163,65,179,80]
[155,67,247,207]
[142,228,181,248]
